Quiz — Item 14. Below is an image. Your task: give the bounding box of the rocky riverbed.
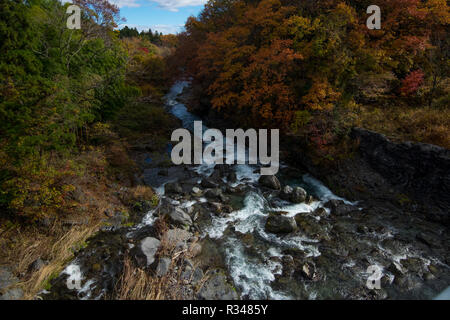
[40,81,450,300]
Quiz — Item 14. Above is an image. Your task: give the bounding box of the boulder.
[156,257,171,277]
[163,228,192,247]
[258,175,281,190]
[204,188,223,200]
[265,214,297,234]
[167,207,193,227]
[197,271,238,300]
[291,187,307,203]
[164,182,183,195]
[201,178,218,189]
[280,185,293,200]
[189,243,202,257]
[140,237,161,266]
[191,186,202,197]
[324,199,357,216]
[28,258,46,273]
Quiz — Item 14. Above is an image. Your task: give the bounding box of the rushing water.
[56,80,450,300]
[148,80,356,299]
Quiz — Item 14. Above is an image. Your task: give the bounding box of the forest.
[173,0,449,154]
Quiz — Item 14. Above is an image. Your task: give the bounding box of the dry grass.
[0,221,100,299]
[355,105,450,149]
[113,225,206,300]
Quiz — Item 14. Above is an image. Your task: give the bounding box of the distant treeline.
[119,26,163,45]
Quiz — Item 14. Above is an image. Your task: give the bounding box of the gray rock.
[0,267,23,300]
[140,237,161,266]
[291,187,307,203]
[189,243,202,257]
[280,185,293,200]
[325,199,356,216]
[164,182,183,195]
[198,272,238,300]
[163,228,192,247]
[192,267,204,284]
[156,257,171,277]
[0,267,18,289]
[167,207,193,226]
[191,186,202,196]
[204,188,223,200]
[258,175,281,190]
[201,178,218,189]
[0,288,23,300]
[28,258,46,273]
[265,214,297,234]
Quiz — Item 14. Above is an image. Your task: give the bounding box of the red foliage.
[400,70,425,96]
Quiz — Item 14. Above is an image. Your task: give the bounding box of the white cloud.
[150,0,207,11]
[111,0,207,10]
[111,0,141,8]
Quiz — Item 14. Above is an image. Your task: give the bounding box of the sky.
[110,0,207,34]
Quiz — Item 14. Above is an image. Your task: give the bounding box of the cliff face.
[287,128,449,225]
[350,127,450,222]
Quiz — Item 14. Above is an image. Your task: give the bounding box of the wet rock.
[294,214,329,240]
[279,185,307,203]
[158,168,169,176]
[387,262,405,276]
[127,225,158,242]
[197,238,226,269]
[167,207,193,227]
[401,257,425,275]
[325,199,357,216]
[291,187,307,203]
[297,262,318,281]
[198,271,238,300]
[280,185,293,201]
[164,182,183,195]
[226,184,247,195]
[227,172,237,183]
[265,214,297,234]
[191,186,202,197]
[306,195,315,204]
[201,178,218,189]
[209,202,223,214]
[258,175,281,190]
[416,232,441,248]
[204,188,225,201]
[156,257,171,277]
[140,237,161,266]
[312,207,328,218]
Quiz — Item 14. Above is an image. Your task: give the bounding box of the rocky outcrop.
[351,128,450,222]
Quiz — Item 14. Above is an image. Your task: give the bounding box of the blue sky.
[111,0,207,34]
